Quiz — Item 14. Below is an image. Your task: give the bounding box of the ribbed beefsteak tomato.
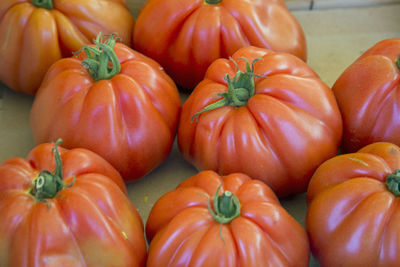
[332,38,400,152]
[133,0,306,90]
[306,142,400,266]
[178,46,342,197]
[29,33,181,182]
[146,170,310,267]
[0,140,146,266]
[0,0,134,94]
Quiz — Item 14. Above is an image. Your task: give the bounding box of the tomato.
[30,33,181,182]
[178,46,342,197]
[146,170,310,267]
[0,140,146,266]
[133,0,306,90]
[0,0,134,95]
[332,38,400,152]
[306,142,400,266]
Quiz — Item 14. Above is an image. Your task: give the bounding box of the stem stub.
[386,169,400,197]
[191,57,267,122]
[75,32,121,81]
[207,184,241,224]
[29,139,74,204]
[32,0,54,10]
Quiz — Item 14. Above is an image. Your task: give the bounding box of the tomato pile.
[0,0,399,266]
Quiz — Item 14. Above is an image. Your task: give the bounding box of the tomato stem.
[191,57,266,122]
[31,0,53,10]
[29,139,74,203]
[386,169,400,197]
[75,32,121,81]
[205,0,221,4]
[396,56,400,71]
[207,184,241,224]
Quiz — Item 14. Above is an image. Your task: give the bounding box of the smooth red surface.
[146,170,310,267]
[0,142,146,267]
[0,0,134,94]
[306,142,400,267]
[332,38,400,152]
[133,0,306,90]
[29,42,182,182]
[178,46,342,197]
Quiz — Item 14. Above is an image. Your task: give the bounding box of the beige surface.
[313,0,400,9]
[0,2,399,266]
[126,0,400,15]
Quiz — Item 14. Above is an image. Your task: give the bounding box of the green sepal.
[207,184,241,224]
[29,139,75,204]
[31,0,53,10]
[74,32,121,81]
[191,57,267,122]
[386,169,400,197]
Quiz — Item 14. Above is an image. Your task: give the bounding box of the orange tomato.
[0,140,146,266]
[332,38,400,152]
[30,33,181,182]
[134,0,306,90]
[0,0,134,94]
[307,142,400,266]
[146,170,310,267]
[178,46,342,197]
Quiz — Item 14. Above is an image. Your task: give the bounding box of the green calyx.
[191,57,267,122]
[207,184,241,224]
[204,0,221,4]
[75,32,121,81]
[386,169,400,197]
[396,55,400,71]
[31,0,53,10]
[29,139,74,204]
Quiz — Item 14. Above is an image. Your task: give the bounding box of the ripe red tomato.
[332,38,400,152]
[178,46,342,197]
[146,170,310,267]
[0,0,134,95]
[307,142,400,266]
[30,33,181,182]
[0,140,146,266]
[133,0,306,90]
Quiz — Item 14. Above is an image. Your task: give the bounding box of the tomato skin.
[178,46,342,197]
[146,170,310,267]
[0,0,134,95]
[332,38,400,153]
[0,142,147,267]
[29,42,181,182]
[133,0,306,90]
[306,142,400,267]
